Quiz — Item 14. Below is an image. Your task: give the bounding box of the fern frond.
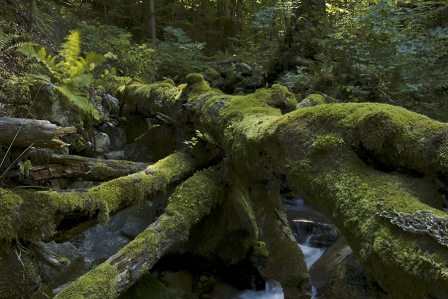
[85,52,106,70]
[58,85,100,120]
[64,73,93,89]
[61,30,81,64]
[30,73,53,83]
[0,31,19,53]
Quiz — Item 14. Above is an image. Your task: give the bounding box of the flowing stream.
[233,197,329,299]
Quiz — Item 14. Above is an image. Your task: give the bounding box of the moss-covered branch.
[0,148,220,248]
[54,167,226,298]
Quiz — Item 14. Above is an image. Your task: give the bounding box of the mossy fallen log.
[0,148,220,249]
[160,74,448,298]
[54,167,225,298]
[3,74,448,298]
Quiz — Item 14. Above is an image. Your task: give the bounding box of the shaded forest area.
[2,1,448,299]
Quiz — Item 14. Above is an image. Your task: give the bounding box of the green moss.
[181,175,258,265]
[185,73,204,85]
[122,80,179,117]
[0,189,23,245]
[248,241,269,269]
[54,262,117,299]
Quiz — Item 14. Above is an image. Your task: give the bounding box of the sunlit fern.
[17,30,105,120]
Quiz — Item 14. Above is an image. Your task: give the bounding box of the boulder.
[221,75,242,94]
[101,124,126,150]
[39,241,89,289]
[105,150,126,160]
[89,131,110,156]
[235,63,252,76]
[79,226,130,269]
[309,236,376,299]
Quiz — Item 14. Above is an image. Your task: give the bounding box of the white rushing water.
[234,280,284,299]
[233,238,325,299]
[299,236,326,271]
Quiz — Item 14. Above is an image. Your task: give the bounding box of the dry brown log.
[24,155,149,181]
[0,118,76,148]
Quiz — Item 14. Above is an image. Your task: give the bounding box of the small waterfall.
[231,197,335,299]
[235,280,284,299]
[298,236,326,270]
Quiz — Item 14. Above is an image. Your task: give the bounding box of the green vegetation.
[19,30,104,120]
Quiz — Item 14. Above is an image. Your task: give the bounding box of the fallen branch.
[54,167,225,298]
[10,155,150,181]
[0,118,76,148]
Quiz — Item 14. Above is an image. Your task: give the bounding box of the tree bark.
[8,155,150,181]
[0,118,76,148]
[149,0,156,40]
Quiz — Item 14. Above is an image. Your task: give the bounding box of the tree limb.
[0,118,76,148]
[54,167,225,298]
[0,147,221,246]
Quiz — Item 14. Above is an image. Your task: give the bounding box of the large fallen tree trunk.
[2,74,448,298]
[0,118,76,148]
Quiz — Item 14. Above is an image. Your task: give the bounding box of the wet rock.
[70,180,96,189]
[105,150,125,160]
[106,191,170,240]
[120,273,199,299]
[39,241,88,289]
[309,236,376,299]
[221,75,242,94]
[79,226,130,269]
[89,131,110,156]
[160,270,195,293]
[290,219,338,246]
[235,63,252,76]
[101,125,126,150]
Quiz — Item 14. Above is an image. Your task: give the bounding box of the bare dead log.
[0,118,76,148]
[54,167,225,298]
[15,155,150,181]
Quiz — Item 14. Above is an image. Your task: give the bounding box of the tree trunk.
[0,118,76,148]
[149,0,156,40]
[2,76,448,298]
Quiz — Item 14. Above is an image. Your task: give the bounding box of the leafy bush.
[154,26,218,81]
[78,23,158,83]
[330,1,448,97]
